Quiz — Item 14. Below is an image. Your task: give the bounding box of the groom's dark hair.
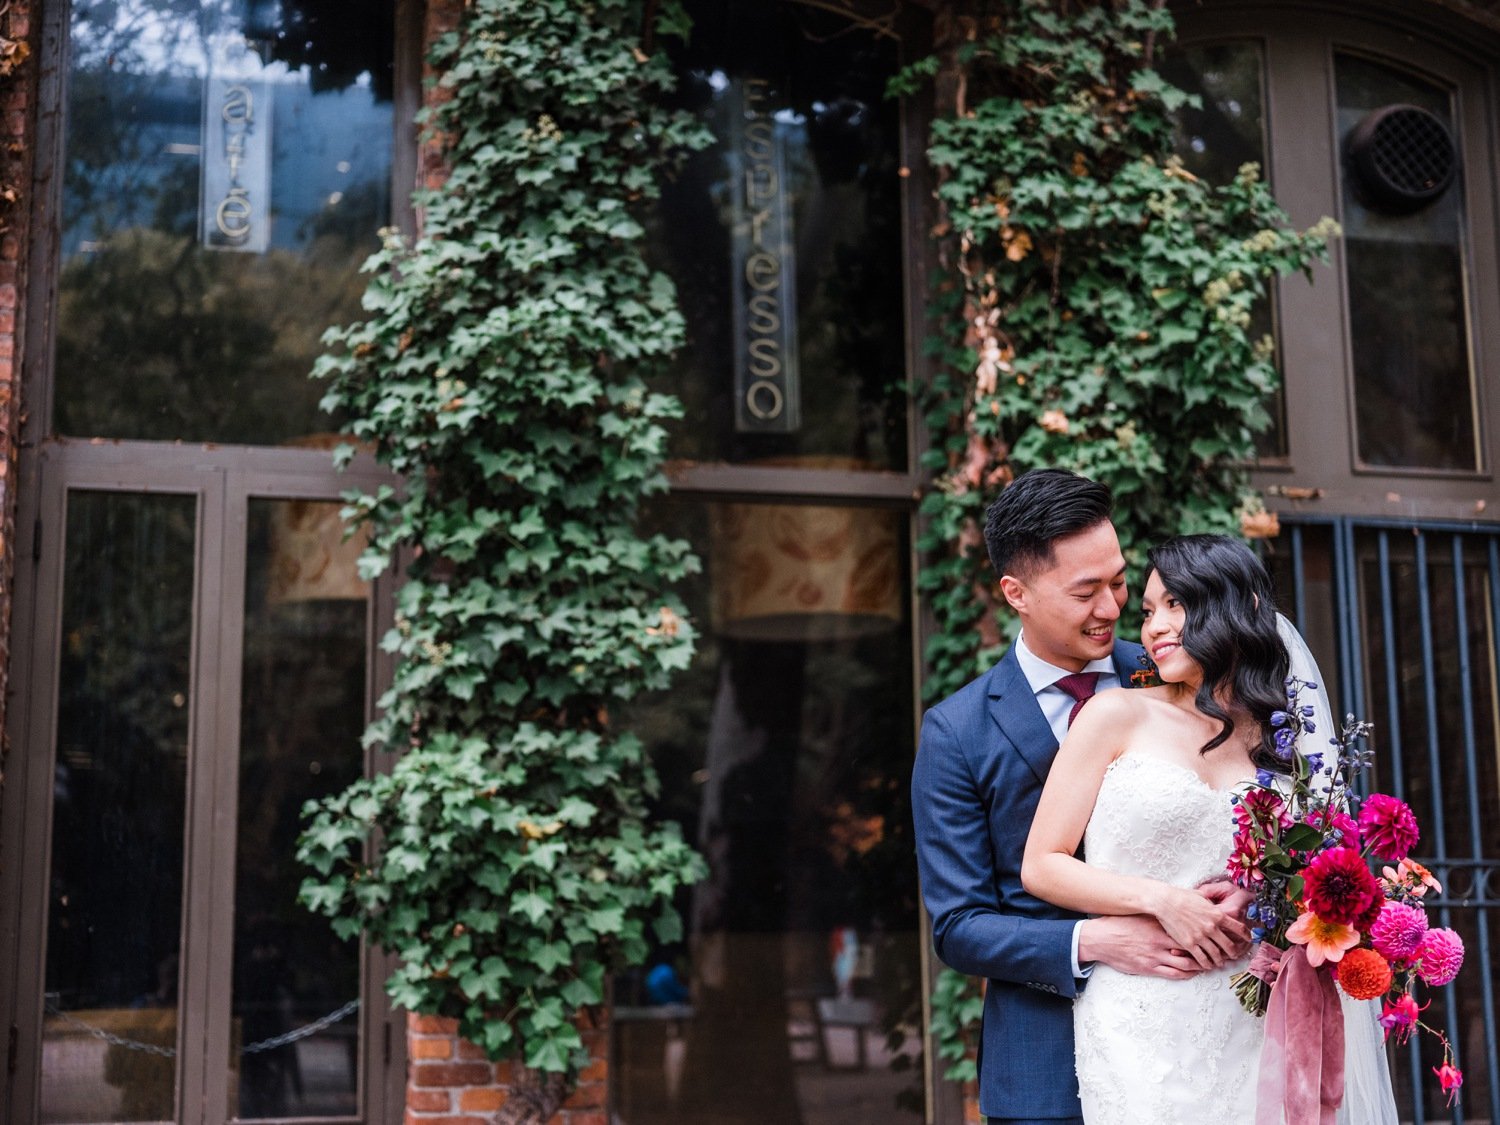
[984,469,1114,579]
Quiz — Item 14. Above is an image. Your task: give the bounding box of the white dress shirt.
[1014,631,1123,978]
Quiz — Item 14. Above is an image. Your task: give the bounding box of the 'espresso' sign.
[201,42,271,253]
[730,79,800,434]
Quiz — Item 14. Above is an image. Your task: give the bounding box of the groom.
[911,469,1247,1123]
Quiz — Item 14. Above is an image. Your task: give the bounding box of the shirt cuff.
[1071,920,1094,980]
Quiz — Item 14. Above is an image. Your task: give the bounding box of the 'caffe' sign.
[730,79,800,434]
[201,40,271,253]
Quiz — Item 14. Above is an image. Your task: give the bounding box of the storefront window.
[613,499,923,1123]
[53,0,395,444]
[652,0,908,471]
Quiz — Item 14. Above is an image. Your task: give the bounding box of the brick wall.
[0,0,35,801]
[404,1012,610,1125]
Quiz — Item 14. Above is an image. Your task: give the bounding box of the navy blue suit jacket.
[911,639,1145,1120]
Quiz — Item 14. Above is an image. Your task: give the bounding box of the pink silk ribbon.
[1250,944,1346,1125]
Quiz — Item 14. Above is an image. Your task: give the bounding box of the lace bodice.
[1083,753,1246,887]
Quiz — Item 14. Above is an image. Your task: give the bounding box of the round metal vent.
[1346,104,1458,214]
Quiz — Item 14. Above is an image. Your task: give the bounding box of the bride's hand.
[1150,885,1249,969]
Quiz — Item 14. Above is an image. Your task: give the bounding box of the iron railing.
[1271,515,1500,1125]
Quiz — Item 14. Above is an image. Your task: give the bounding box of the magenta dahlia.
[1369,901,1428,961]
[1358,794,1420,861]
[1303,846,1383,928]
[1417,927,1465,987]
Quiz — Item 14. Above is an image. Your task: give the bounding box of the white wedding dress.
[1073,752,1261,1123]
[1071,639,1400,1125]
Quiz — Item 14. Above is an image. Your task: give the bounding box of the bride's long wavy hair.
[1146,534,1291,770]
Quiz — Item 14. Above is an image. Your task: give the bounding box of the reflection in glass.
[229,499,368,1117]
[1336,55,1477,471]
[41,492,196,1123]
[653,1,908,470]
[54,0,394,444]
[1161,41,1286,458]
[613,500,922,1124]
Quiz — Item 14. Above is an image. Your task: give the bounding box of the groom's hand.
[1076,915,1204,980]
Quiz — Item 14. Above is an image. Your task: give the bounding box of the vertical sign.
[730,79,800,433]
[201,39,271,253]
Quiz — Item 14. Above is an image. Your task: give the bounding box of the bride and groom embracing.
[911,469,1397,1124]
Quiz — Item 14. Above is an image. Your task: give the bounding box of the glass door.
[2,453,399,1125]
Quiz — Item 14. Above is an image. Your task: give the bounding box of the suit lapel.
[985,647,1059,785]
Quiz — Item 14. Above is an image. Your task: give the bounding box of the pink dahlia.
[1358,794,1420,861]
[1369,901,1429,961]
[1226,827,1265,888]
[1417,927,1465,987]
[1303,846,1383,928]
[1235,788,1292,833]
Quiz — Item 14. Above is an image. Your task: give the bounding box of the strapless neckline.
[1103,751,1255,795]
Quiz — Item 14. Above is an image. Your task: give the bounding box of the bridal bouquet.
[1226,676,1465,1105]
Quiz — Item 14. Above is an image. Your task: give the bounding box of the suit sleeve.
[911,705,1081,998]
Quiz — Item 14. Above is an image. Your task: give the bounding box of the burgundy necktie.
[1054,672,1100,727]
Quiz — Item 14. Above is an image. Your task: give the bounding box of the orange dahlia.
[1336,947,1394,1001]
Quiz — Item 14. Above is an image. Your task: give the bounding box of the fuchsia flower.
[1417,927,1466,987]
[1302,846,1383,928]
[1433,1062,1464,1106]
[1369,901,1428,962]
[1359,794,1420,861]
[1379,994,1423,1044]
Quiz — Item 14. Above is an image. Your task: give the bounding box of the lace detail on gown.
[1074,754,1262,1124]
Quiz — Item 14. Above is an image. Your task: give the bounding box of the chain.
[45,999,361,1057]
[242,999,361,1054]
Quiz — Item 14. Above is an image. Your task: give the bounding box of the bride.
[1020,533,1396,1124]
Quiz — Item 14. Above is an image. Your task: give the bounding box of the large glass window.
[1160,41,1287,459]
[54,0,395,444]
[613,499,923,1124]
[653,0,908,471]
[1335,54,1478,472]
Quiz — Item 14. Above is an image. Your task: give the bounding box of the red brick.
[411,1037,453,1060]
[457,1088,507,1112]
[562,1081,604,1110]
[577,1056,608,1083]
[455,1038,490,1060]
[405,1088,452,1112]
[564,1113,608,1125]
[409,1013,459,1035]
[410,1062,493,1087]
[406,1117,485,1125]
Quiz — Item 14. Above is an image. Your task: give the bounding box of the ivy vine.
[892,0,1335,1082]
[295,0,709,1118]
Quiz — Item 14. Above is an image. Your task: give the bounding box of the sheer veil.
[1276,613,1399,1125]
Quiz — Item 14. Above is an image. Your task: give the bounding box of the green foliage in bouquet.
[891,0,1335,1085]
[295,0,710,1114]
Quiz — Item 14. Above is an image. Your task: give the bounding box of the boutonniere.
[1130,654,1163,688]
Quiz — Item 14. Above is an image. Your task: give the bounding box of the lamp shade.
[709,500,902,642]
